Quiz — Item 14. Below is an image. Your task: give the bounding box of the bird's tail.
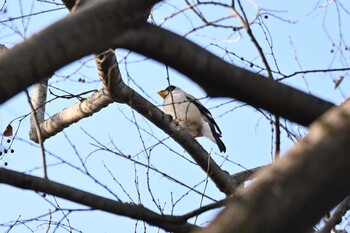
[203,123,226,153]
[214,136,226,153]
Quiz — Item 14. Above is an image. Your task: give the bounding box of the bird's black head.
[165,85,176,92]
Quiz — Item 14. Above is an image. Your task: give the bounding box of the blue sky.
[1,0,349,232]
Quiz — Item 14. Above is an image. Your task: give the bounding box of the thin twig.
[230,0,280,159]
[0,168,197,233]
[180,198,229,221]
[25,89,48,179]
[165,65,178,120]
[45,209,52,233]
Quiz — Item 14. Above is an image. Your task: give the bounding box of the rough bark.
[194,99,350,233]
[0,0,156,103]
[120,24,334,126]
[0,0,334,126]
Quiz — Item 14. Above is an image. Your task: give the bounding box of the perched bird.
[158,85,226,153]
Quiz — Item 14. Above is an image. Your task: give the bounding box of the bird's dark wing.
[185,95,222,135]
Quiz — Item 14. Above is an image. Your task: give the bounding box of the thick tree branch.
[0,0,334,127]
[29,78,50,143]
[0,0,157,103]
[0,0,335,196]
[29,0,117,143]
[24,0,235,193]
[93,49,235,195]
[30,79,48,125]
[119,24,334,126]
[29,89,113,142]
[230,166,266,187]
[193,99,350,233]
[0,168,196,233]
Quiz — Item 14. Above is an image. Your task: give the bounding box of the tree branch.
[29,79,48,126]
[0,0,334,127]
[317,196,350,233]
[29,0,118,143]
[119,24,334,126]
[0,0,335,196]
[26,89,48,179]
[93,49,236,195]
[29,89,113,142]
[0,0,157,103]
[0,168,196,233]
[230,166,267,187]
[193,99,350,233]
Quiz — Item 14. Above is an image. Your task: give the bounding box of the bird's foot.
[174,118,186,123]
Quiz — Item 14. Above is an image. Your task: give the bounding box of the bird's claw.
[174,118,186,123]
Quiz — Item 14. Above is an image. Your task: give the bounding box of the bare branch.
[230,1,281,158]
[30,79,48,125]
[0,0,336,197]
[179,166,267,221]
[119,24,334,127]
[318,196,350,233]
[194,99,350,233]
[0,0,334,127]
[181,198,228,221]
[0,0,157,103]
[29,78,50,178]
[0,168,197,233]
[29,89,113,142]
[25,89,48,179]
[28,0,117,143]
[230,166,267,187]
[93,49,235,195]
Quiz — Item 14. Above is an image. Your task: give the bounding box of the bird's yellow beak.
[157,90,168,99]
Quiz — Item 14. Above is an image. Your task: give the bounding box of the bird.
[158,85,226,153]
